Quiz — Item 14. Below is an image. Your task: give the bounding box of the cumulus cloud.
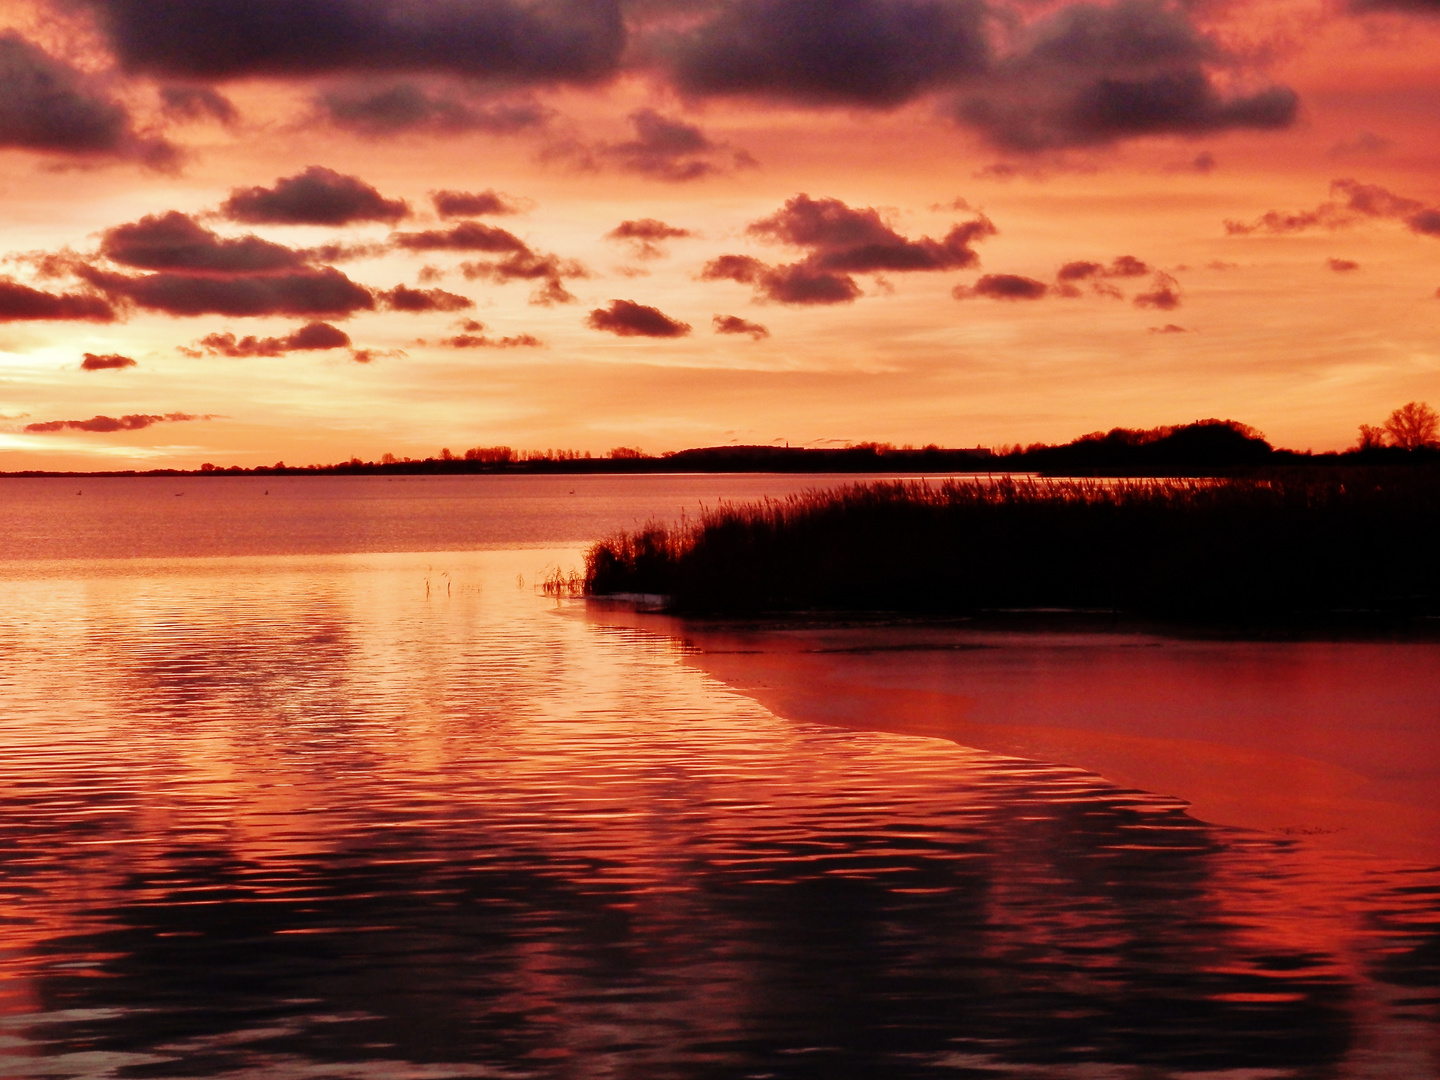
[0,278,116,322]
[432,189,526,218]
[440,320,543,348]
[377,284,474,311]
[585,299,691,337]
[1225,178,1440,237]
[702,194,994,305]
[80,351,137,369]
[185,321,352,357]
[221,166,409,226]
[316,83,550,137]
[76,0,625,85]
[0,32,176,166]
[951,1,1297,150]
[80,264,377,318]
[1328,257,1360,272]
[392,222,587,303]
[100,211,308,273]
[713,314,769,339]
[605,218,692,259]
[25,412,204,433]
[1054,254,1151,296]
[953,273,1049,300]
[655,0,990,106]
[1133,271,1182,309]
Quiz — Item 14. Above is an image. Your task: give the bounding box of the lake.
[0,474,1435,1079]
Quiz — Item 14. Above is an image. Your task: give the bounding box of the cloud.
[221,166,410,226]
[951,2,1297,151]
[1225,178,1440,237]
[0,32,176,166]
[1328,131,1391,158]
[440,324,543,347]
[432,189,526,217]
[1328,257,1360,272]
[186,321,352,357]
[391,221,531,252]
[585,299,691,337]
[378,284,474,311]
[76,0,626,85]
[655,0,990,107]
[25,412,203,433]
[100,211,309,272]
[703,194,995,305]
[712,314,769,339]
[316,83,550,137]
[0,278,116,322]
[1349,0,1440,11]
[601,109,734,182]
[80,351,137,369]
[606,218,692,259]
[1133,271,1182,308]
[1149,323,1187,333]
[159,85,238,126]
[80,264,377,317]
[953,273,1049,300]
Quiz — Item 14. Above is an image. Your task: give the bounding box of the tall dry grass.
[585,471,1440,620]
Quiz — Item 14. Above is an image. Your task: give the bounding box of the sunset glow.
[2,0,1439,469]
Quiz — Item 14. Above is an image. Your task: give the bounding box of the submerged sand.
[583,604,1440,865]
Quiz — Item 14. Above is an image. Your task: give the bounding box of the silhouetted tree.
[1384,401,1439,450]
[1356,424,1386,451]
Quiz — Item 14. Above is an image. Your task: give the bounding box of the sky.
[0,0,1438,469]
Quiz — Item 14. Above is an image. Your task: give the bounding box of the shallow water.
[0,476,1436,1078]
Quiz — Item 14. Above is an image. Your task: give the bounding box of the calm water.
[0,476,1436,1079]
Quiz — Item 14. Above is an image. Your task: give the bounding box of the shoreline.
[581,602,1440,865]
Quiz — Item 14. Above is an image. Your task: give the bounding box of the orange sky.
[1,0,1438,469]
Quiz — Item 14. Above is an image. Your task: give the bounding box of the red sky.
[1,0,1438,469]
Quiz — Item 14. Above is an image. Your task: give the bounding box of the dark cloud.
[77,0,626,84]
[585,299,691,337]
[1327,257,1360,272]
[1133,271,1182,309]
[432,189,525,218]
[713,314,769,339]
[159,85,238,125]
[0,32,176,165]
[391,221,531,252]
[0,278,116,322]
[1225,178,1440,237]
[1057,255,1149,282]
[1349,0,1440,11]
[702,194,993,305]
[952,2,1297,150]
[221,166,410,226]
[188,321,352,357]
[606,218,692,259]
[953,273,1049,300]
[100,212,309,273]
[378,284,474,311]
[80,351,137,369]
[80,265,376,317]
[441,328,543,347]
[657,0,990,106]
[25,412,202,433]
[316,83,550,137]
[602,109,731,182]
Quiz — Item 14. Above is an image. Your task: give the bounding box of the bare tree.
[1356,423,1387,450]
[1383,401,1440,450]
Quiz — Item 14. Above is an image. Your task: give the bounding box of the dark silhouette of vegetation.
[7,416,1440,479]
[585,470,1440,622]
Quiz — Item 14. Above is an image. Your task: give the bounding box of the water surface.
[0,476,1435,1078]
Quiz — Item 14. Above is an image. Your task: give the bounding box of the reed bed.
[584,471,1440,620]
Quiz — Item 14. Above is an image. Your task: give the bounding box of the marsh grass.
[584,471,1440,621]
[541,565,585,598]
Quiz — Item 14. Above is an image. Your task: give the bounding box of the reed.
[584,470,1440,621]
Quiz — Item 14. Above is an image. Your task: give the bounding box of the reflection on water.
[0,546,1436,1077]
